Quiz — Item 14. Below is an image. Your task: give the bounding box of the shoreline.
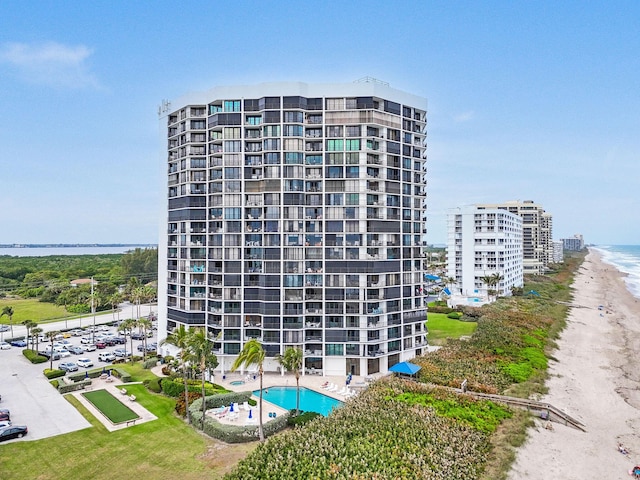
[508,248,640,479]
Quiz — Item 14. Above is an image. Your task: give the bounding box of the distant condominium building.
[158,80,428,377]
[552,240,564,263]
[562,234,584,251]
[446,206,523,303]
[475,200,553,275]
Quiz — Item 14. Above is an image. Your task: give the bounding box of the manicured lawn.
[83,389,139,423]
[0,384,256,480]
[427,312,477,344]
[0,297,73,325]
[115,361,161,383]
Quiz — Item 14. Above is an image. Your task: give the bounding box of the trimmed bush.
[143,357,158,369]
[447,311,463,320]
[23,349,47,364]
[110,368,131,383]
[58,379,92,394]
[288,411,321,427]
[428,306,455,314]
[44,368,66,379]
[146,377,163,393]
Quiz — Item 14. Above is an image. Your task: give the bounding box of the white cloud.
[0,41,101,89]
[452,110,474,122]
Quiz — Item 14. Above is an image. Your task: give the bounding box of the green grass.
[0,297,74,325]
[82,389,139,423]
[0,384,225,480]
[115,361,161,383]
[427,312,477,345]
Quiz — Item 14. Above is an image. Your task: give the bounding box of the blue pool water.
[252,386,342,416]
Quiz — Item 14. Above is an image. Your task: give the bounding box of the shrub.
[50,380,59,389]
[287,411,321,427]
[23,349,47,364]
[143,357,158,369]
[176,391,202,416]
[110,368,131,383]
[146,377,163,393]
[44,368,66,379]
[447,311,463,320]
[428,306,454,314]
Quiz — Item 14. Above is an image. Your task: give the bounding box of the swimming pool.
[253,386,342,417]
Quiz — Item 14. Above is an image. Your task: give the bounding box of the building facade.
[475,200,553,275]
[446,206,523,304]
[158,80,428,377]
[562,234,584,251]
[552,240,564,263]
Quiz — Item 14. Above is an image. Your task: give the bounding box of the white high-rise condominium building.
[446,206,523,301]
[158,80,428,377]
[475,200,553,275]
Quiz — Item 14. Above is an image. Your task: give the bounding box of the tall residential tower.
[158,80,428,377]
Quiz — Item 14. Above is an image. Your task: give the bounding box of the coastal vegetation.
[0,252,585,479]
[0,248,157,325]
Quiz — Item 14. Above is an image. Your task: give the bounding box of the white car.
[98,352,116,362]
[58,349,72,358]
[77,358,94,368]
[0,342,10,350]
[69,329,84,337]
[80,337,92,344]
[84,344,97,352]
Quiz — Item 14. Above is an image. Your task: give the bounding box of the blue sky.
[1,1,638,245]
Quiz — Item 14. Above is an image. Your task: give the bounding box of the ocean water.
[593,245,640,299]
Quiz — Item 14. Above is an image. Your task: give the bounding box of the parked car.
[0,425,28,442]
[94,341,106,349]
[69,329,84,337]
[69,346,85,355]
[0,409,10,421]
[114,348,131,358]
[131,332,144,340]
[0,420,11,428]
[0,342,11,350]
[113,336,127,344]
[77,357,94,368]
[10,338,27,347]
[39,351,61,361]
[80,337,92,344]
[58,349,72,358]
[0,325,10,332]
[103,338,117,347]
[98,352,116,362]
[59,362,79,372]
[84,344,97,352]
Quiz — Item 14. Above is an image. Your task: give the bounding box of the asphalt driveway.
[0,348,92,442]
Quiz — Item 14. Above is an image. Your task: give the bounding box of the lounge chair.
[215,407,229,417]
[327,383,338,392]
[337,386,348,396]
[242,401,250,411]
[232,402,240,412]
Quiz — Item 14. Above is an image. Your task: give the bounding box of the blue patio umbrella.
[248,409,253,419]
[230,403,234,412]
[389,361,422,376]
[85,371,89,379]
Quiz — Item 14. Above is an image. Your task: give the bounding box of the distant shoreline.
[0,244,157,248]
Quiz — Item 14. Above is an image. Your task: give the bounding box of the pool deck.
[210,371,372,426]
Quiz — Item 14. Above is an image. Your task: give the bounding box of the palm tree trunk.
[201,367,206,430]
[258,369,264,441]
[183,366,190,424]
[296,374,300,415]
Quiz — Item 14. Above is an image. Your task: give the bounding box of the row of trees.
[162,329,303,443]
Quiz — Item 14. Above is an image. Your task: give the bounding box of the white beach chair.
[242,401,250,411]
[327,383,337,392]
[232,402,240,412]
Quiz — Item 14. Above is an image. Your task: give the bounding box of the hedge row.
[43,368,66,379]
[23,349,47,364]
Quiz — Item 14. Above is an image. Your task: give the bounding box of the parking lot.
[0,321,158,443]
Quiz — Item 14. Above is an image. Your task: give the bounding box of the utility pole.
[91,277,95,344]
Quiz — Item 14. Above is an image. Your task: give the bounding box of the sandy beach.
[508,249,640,479]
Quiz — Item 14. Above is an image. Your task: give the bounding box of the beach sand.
[508,249,640,480]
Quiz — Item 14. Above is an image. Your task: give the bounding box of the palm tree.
[45,331,59,370]
[277,346,303,416]
[161,325,193,423]
[231,339,266,441]
[22,320,36,349]
[491,272,504,298]
[480,274,495,300]
[189,328,219,430]
[31,327,43,352]
[118,318,136,359]
[137,317,152,360]
[108,292,124,323]
[88,288,101,342]
[1,306,14,338]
